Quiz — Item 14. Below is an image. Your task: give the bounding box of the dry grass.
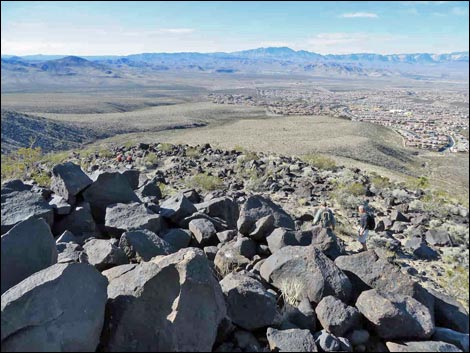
[278,278,306,306]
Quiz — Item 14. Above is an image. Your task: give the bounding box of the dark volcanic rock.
[83,238,129,271]
[220,271,280,330]
[428,288,469,334]
[405,237,439,260]
[1,217,57,294]
[104,202,162,236]
[160,193,197,224]
[189,218,218,247]
[315,295,362,337]
[53,201,97,236]
[1,263,107,352]
[102,248,226,352]
[266,228,299,253]
[385,341,462,352]
[432,327,469,352]
[82,171,140,223]
[425,229,453,247]
[249,214,275,241]
[237,195,295,235]
[161,228,192,250]
[356,289,435,340]
[266,328,318,352]
[195,197,239,229]
[48,194,72,215]
[310,226,345,260]
[119,229,174,261]
[51,162,92,204]
[282,298,316,331]
[1,188,53,234]
[260,246,352,304]
[334,250,434,313]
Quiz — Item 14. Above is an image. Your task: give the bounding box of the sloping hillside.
[1,110,107,153]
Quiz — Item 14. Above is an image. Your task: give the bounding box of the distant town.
[210,88,469,153]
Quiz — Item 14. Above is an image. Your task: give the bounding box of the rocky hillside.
[1,110,107,154]
[1,143,469,352]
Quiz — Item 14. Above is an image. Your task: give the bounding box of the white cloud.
[451,7,469,16]
[156,28,195,34]
[340,12,378,18]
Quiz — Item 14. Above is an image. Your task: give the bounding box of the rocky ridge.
[1,142,469,352]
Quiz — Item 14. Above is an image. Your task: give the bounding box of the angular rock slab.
[53,202,97,237]
[315,295,361,337]
[266,328,318,352]
[220,271,280,330]
[195,197,239,229]
[1,263,108,352]
[82,171,140,223]
[119,229,174,262]
[237,195,295,235]
[51,162,92,204]
[189,218,218,247]
[83,239,128,271]
[160,193,197,224]
[385,341,462,352]
[102,248,226,352]
[1,218,57,294]
[429,288,469,334]
[260,246,352,304]
[161,228,192,250]
[1,188,53,235]
[334,250,434,314]
[104,202,162,236]
[356,289,434,340]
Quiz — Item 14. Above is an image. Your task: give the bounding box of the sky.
[1,1,469,56]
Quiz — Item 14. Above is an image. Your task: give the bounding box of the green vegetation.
[157,143,173,152]
[301,154,337,170]
[331,181,366,209]
[188,173,224,191]
[234,145,259,162]
[185,146,201,158]
[439,265,469,310]
[144,153,158,166]
[405,176,430,190]
[279,278,305,306]
[370,172,392,189]
[158,182,177,198]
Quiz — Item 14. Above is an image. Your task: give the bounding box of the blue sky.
[1,1,469,55]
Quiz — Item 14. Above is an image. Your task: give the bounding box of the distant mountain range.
[2,47,468,91]
[3,47,469,64]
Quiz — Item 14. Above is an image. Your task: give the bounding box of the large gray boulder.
[426,229,453,247]
[249,214,275,241]
[282,298,316,332]
[53,202,97,236]
[49,194,72,215]
[315,295,362,337]
[237,195,295,235]
[83,239,129,271]
[104,202,162,236]
[260,246,352,304]
[433,327,469,352]
[429,288,469,334]
[1,218,57,294]
[313,330,351,352]
[136,181,162,203]
[214,240,251,276]
[82,171,140,223]
[57,242,86,264]
[1,263,108,352]
[195,197,239,229]
[356,289,435,340]
[266,328,318,352]
[189,218,218,247]
[119,229,175,262]
[334,250,434,313]
[50,162,92,204]
[220,271,280,330]
[309,227,345,260]
[101,248,226,352]
[266,228,299,253]
[405,237,439,260]
[160,193,197,224]
[161,228,192,250]
[385,341,462,352]
[1,188,53,234]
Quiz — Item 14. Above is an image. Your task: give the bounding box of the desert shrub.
[234,145,259,162]
[98,148,114,158]
[370,173,392,190]
[331,182,366,209]
[278,278,305,306]
[144,153,158,166]
[301,154,336,170]
[185,146,201,158]
[157,143,173,152]
[439,265,469,310]
[188,173,224,191]
[1,146,43,182]
[158,182,177,198]
[406,176,430,190]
